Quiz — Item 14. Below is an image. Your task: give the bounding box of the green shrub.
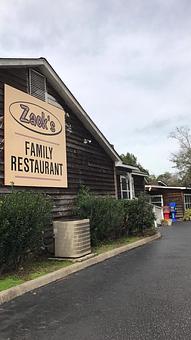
[123,194,155,234]
[75,188,155,245]
[0,191,52,274]
[75,187,125,245]
[183,208,191,221]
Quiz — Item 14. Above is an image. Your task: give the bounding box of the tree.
[120,152,137,167]
[147,174,158,185]
[169,126,191,186]
[120,152,149,174]
[147,172,181,186]
[157,172,181,186]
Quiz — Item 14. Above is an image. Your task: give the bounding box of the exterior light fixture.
[83,138,92,144]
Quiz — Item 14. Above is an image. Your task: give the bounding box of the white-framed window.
[120,174,136,200]
[184,194,191,210]
[120,174,136,199]
[149,195,163,207]
[120,175,130,199]
[29,69,47,102]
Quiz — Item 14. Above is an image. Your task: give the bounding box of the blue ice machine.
[168,202,177,222]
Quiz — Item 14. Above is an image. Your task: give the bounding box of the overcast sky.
[1,0,191,175]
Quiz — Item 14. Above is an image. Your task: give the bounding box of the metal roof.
[115,161,148,176]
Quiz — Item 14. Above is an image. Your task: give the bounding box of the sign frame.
[4,84,68,188]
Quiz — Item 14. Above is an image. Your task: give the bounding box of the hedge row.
[0,188,155,274]
[75,187,155,245]
[0,191,52,274]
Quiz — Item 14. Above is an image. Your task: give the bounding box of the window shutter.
[29,69,46,101]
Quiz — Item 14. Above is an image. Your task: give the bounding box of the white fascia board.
[145,185,190,190]
[115,163,147,177]
[132,172,148,177]
[0,58,44,67]
[115,161,139,171]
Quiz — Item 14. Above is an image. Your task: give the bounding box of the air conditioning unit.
[53,219,91,258]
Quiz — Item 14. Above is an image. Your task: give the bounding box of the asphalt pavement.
[1,222,191,340]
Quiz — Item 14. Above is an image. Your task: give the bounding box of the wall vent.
[53,219,91,258]
[29,69,46,101]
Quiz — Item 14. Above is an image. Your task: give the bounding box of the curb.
[0,232,161,305]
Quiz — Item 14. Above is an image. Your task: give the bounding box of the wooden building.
[145,184,191,220]
[0,57,146,222]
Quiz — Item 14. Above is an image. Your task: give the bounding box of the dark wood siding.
[163,191,184,220]
[0,67,116,219]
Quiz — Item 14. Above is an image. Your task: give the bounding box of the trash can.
[169,202,177,222]
[163,206,170,220]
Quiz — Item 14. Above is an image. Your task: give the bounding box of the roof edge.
[0,57,121,162]
[145,185,191,190]
[115,161,148,176]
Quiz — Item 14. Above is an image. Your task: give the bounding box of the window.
[29,69,47,101]
[184,194,191,210]
[149,195,163,207]
[120,175,131,199]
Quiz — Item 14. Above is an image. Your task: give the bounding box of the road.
[1,222,191,340]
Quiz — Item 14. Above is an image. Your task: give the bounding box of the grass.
[93,235,142,255]
[0,259,72,292]
[0,277,24,291]
[0,232,154,292]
